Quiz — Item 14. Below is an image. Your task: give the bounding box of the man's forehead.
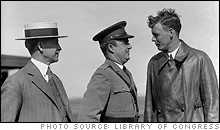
[116,38,129,42]
[152,23,164,33]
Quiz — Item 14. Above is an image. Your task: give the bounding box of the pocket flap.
[113,85,130,93]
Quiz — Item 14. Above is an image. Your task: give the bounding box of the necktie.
[168,54,176,70]
[46,66,54,87]
[123,66,139,115]
[46,66,61,97]
[123,66,130,80]
[165,54,178,82]
[46,66,69,122]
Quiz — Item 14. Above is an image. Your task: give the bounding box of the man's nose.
[151,36,156,42]
[128,44,132,49]
[56,44,62,51]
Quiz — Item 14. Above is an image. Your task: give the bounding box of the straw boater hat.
[15,22,68,40]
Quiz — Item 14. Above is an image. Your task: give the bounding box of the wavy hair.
[147,8,182,36]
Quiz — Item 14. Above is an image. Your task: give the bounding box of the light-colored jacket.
[1,61,74,122]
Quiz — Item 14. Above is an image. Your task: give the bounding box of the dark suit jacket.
[1,60,74,122]
[144,40,219,122]
[78,59,138,122]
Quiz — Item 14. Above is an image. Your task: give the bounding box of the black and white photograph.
[1,1,219,127]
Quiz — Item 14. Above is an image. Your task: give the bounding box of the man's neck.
[32,52,50,65]
[107,55,125,66]
[168,39,181,53]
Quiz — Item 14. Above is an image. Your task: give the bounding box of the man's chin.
[51,59,58,63]
[125,57,130,62]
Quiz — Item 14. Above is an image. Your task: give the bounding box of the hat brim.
[15,35,68,40]
[114,34,134,40]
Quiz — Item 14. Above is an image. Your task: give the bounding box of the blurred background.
[1,1,219,121]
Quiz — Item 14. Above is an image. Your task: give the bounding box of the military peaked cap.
[92,21,134,45]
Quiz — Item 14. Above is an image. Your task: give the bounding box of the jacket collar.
[158,39,190,70]
[105,59,131,84]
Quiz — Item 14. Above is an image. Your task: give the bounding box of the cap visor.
[114,34,134,40]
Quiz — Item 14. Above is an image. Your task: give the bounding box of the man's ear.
[169,28,175,40]
[107,43,114,53]
[37,41,44,53]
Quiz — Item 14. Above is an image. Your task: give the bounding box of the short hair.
[100,40,117,57]
[25,39,39,55]
[147,8,182,35]
[25,38,58,55]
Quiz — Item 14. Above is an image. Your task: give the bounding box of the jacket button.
[180,107,185,112]
[157,110,161,114]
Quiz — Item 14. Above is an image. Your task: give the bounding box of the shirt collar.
[114,62,124,70]
[31,58,48,76]
[168,42,181,59]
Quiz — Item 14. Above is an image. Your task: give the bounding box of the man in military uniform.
[78,21,139,122]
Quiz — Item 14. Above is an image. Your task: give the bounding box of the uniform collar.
[114,61,124,70]
[105,59,131,84]
[105,59,122,72]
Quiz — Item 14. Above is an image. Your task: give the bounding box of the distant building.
[1,54,30,86]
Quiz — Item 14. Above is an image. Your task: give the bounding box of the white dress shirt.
[114,62,124,70]
[168,42,181,59]
[31,58,49,82]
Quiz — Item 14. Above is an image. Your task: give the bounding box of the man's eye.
[153,34,158,37]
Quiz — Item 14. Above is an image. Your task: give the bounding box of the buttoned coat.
[144,40,219,122]
[78,59,138,122]
[1,61,74,122]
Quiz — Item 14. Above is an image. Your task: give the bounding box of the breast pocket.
[110,85,133,112]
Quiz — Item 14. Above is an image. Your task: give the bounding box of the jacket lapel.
[158,52,169,69]
[158,39,190,71]
[52,75,69,108]
[25,61,59,109]
[106,59,131,84]
[51,72,74,121]
[175,39,190,63]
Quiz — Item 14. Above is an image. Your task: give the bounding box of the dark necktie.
[165,54,178,81]
[123,66,130,81]
[46,66,60,98]
[123,66,139,115]
[46,66,53,86]
[168,54,176,70]
[46,66,69,122]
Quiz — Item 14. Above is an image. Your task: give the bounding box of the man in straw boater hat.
[1,22,74,122]
[78,21,139,122]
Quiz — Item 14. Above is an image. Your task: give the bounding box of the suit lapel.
[51,72,73,121]
[25,61,59,109]
[52,75,68,107]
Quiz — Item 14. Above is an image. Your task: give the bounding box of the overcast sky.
[1,1,219,99]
